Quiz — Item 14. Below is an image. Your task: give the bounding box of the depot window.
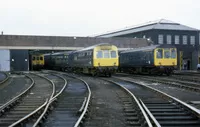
[111,51,117,58]
[171,49,176,58]
[96,51,103,58]
[167,35,172,44]
[164,49,170,58]
[175,35,180,44]
[156,49,163,59]
[158,34,163,44]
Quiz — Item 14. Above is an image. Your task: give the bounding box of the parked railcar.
[44,51,72,71]
[32,54,44,70]
[119,45,177,75]
[69,43,119,76]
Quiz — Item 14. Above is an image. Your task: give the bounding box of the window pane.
[96,51,103,58]
[164,49,170,58]
[111,51,117,58]
[183,35,187,45]
[40,57,43,60]
[158,34,163,44]
[104,50,110,58]
[190,36,195,45]
[156,49,163,59]
[167,35,171,44]
[171,49,176,58]
[175,35,179,44]
[32,56,35,60]
[37,57,39,60]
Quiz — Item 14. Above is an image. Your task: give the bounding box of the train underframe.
[71,66,118,77]
[32,65,43,71]
[120,66,175,76]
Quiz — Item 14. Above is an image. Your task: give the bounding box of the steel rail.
[115,77,200,117]
[0,72,10,84]
[30,72,55,100]
[105,79,153,127]
[0,74,34,113]
[139,99,161,127]
[33,74,67,127]
[9,99,48,127]
[72,76,91,127]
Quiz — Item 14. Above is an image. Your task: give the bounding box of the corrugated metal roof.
[95,19,199,37]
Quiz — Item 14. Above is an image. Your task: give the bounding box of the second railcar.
[69,43,119,76]
[44,51,72,71]
[119,45,177,75]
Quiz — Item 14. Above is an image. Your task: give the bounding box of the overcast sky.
[0,0,199,36]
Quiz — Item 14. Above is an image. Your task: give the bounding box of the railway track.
[174,71,200,76]
[0,73,32,107]
[129,75,200,92]
[111,76,200,127]
[37,73,90,127]
[170,75,200,83]
[0,72,54,127]
[77,75,153,127]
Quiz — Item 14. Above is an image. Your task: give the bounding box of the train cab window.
[171,49,176,58]
[156,49,163,59]
[111,51,117,58]
[32,56,35,60]
[104,50,110,58]
[40,57,43,60]
[96,51,103,58]
[164,49,170,58]
[36,57,39,60]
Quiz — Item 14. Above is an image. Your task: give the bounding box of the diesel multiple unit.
[43,43,119,76]
[119,45,177,75]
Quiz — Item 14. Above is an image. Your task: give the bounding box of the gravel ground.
[80,76,127,127]
[0,72,7,82]
[0,74,32,106]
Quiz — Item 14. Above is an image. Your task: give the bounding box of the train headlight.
[159,62,161,65]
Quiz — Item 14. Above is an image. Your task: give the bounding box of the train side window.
[37,57,39,60]
[111,51,117,58]
[171,49,176,58]
[164,49,170,58]
[104,50,110,58]
[96,51,103,58]
[40,57,43,60]
[32,56,35,60]
[156,49,163,59]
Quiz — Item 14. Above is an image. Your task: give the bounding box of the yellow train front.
[69,43,119,76]
[31,54,44,70]
[119,45,177,75]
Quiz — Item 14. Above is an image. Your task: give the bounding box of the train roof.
[120,44,176,53]
[44,51,74,56]
[73,43,114,53]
